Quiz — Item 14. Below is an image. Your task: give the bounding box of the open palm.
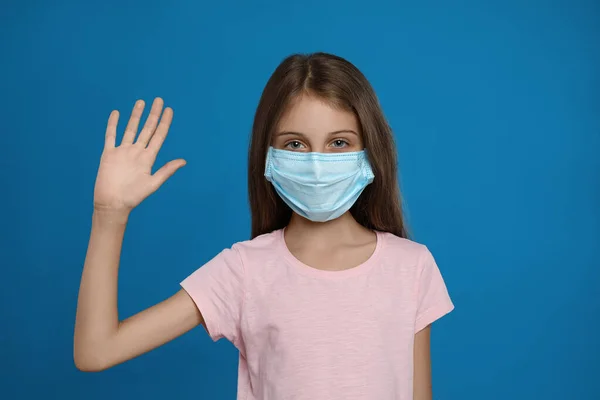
[94,98,186,212]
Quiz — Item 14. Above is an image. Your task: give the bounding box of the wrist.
[92,207,131,225]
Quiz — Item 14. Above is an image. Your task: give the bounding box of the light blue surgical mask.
[264,146,375,222]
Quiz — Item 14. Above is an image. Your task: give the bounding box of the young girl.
[74,52,454,400]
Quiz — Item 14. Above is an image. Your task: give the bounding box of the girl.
[74,52,454,400]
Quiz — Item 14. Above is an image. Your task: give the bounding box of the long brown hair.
[248,52,408,239]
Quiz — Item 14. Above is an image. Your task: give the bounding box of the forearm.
[74,209,129,368]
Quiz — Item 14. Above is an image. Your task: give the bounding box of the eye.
[284,140,306,150]
[330,139,349,148]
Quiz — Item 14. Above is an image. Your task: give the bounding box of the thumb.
[151,159,186,189]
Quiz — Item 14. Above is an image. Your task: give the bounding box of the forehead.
[277,95,360,135]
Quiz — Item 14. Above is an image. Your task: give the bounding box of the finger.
[121,100,145,145]
[151,159,186,190]
[136,97,164,146]
[147,106,173,154]
[104,110,119,149]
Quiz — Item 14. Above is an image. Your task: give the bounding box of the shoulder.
[228,229,282,265]
[376,231,440,280]
[378,231,431,262]
[231,229,281,253]
[183,230,282,286]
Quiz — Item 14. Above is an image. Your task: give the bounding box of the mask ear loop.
[361,150,376,181]
[264,147,275,181]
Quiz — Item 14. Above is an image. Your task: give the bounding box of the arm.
[74,210,203,371]
[413,246,455,399]
[413,325,432,400]
[74,97,196,371]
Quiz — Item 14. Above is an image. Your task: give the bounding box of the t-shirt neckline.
[277,227,385,279]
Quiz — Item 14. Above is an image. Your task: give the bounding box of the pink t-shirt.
[181,229,454,400]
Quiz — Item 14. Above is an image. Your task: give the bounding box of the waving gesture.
[93,98,186,213]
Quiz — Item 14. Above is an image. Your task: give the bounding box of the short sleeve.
[414,246,454,333]
[180,245,245,345]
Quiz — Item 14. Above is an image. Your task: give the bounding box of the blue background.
[1,0,598,399]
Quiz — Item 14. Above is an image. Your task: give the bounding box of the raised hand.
[93,97,186,213]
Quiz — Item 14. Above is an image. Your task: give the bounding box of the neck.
[285,211,369,247]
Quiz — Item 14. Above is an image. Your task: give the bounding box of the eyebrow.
[275,129,359,137]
